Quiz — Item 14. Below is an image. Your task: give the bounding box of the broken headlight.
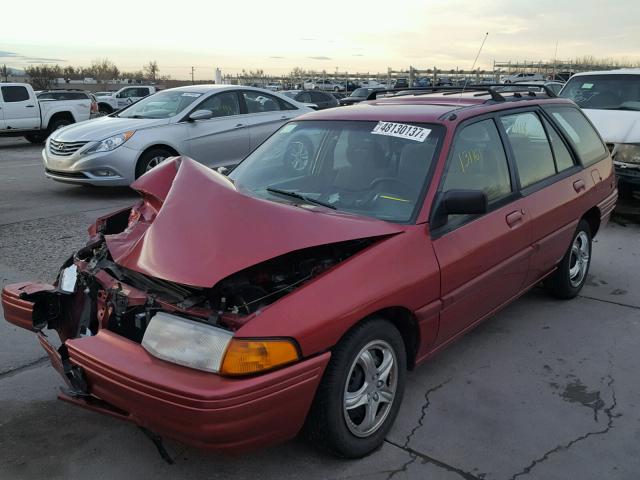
[614,144,640,164]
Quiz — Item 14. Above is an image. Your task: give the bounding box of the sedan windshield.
[559,74,640,111]
[230,120,443,223]
[117,90,202,119]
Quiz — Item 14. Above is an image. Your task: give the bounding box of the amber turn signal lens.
[220,339,299,376]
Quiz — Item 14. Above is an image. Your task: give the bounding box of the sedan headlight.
[86,131,135,153]
[614,144,640,164]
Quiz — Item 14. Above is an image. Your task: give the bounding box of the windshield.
[281,91,297,99]
[229,120,442,223]
[560,74,640,111]
[117,90,202,119]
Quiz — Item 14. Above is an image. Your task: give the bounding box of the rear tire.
[98,105,113,115]
[304,318,406,458]
[135,148,174,179]
[546,219,592,299]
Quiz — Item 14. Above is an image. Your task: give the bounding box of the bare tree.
[89,59,119,86]
[25,64,62,90]
[143,61,159,82]
[1,64,7,82]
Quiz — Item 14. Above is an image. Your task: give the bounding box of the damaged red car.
[2,87,617,459]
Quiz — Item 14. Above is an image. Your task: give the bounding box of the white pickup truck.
[0,83,91,143]
[95,86,157,114]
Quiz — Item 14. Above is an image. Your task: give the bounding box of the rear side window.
[1,86,30,102]
[543,118,575,172]
[544,106,607,166]
[443,119,512,203]
[500,112,555,188]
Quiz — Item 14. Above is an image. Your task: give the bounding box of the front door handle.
[573,179,586,192]
[235,123,245,128]
[25,105,35,108]
[506,210,524,227]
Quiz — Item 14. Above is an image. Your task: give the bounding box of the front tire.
[546,219,592,299]
[24,133,46,144]
[304,318,406,458]
[135,148,174,179]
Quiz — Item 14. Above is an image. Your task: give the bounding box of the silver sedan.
[42,85,314,186]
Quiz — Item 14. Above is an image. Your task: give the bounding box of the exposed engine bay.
[36,216,378,345]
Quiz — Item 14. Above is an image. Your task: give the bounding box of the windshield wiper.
[266,187,336,210]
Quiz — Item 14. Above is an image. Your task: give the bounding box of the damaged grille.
[49,140,88,156]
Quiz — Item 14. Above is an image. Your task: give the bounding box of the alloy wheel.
[569,231,590,287]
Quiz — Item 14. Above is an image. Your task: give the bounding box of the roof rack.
[366,83,557,102]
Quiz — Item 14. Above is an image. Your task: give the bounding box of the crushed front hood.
[105,157,402,288]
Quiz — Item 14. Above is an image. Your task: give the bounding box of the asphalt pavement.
[1,137,639,480]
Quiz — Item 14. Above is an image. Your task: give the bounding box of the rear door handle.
[235,123,245,128]
[573,179,586,192]
[506,210,524,227]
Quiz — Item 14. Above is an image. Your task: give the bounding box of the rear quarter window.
[543,106,608,166]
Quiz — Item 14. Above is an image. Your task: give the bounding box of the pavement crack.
[385,439,484,480]
[578,294,640,311]
[508,375,619,480]
[0,356,49,380]
[384,378,456,480]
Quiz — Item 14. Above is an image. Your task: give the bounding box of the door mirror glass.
[188,109,214,121]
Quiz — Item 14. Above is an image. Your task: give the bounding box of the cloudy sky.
[1,0,638,79]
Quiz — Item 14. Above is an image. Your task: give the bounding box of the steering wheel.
[367,177,412,192]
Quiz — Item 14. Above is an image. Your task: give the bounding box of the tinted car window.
[501,112,556,188]
[310,91,327,103]
[1,86,30,102]
[196,91,240,117]
[543,117,575,172]
[298,92,312,103]
[443,119,512,203]
[544,106,607,166]
[243,91,282,113]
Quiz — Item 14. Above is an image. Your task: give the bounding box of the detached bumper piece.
[1,282,55,331]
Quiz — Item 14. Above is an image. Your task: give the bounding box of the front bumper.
[1,282,330,453]
[42,143,139,186]
[614,161,640,186]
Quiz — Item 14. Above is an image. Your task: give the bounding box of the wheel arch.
[97,102,114,113]
[46,111,75,129]
[336,306,420,371]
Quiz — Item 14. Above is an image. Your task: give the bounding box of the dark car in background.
[282,90,339,110]
[339,87,385,106]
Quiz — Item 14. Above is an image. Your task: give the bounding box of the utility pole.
[191,66,195,85]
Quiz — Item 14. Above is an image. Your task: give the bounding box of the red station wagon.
[2,86,617,459]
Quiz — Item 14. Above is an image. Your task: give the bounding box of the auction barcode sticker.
[371,122,431,142]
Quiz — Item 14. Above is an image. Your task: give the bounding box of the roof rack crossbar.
[366,83,557,102]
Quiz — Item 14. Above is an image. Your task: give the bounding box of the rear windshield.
[230,120,443,223]
[559,74,640,111]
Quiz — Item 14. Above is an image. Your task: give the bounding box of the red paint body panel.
[237,226,441,357]
[63,330,330,452]
[107,157,402,288]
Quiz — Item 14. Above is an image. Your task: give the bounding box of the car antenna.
[458,32,489,102]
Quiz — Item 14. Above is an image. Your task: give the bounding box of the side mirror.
[216,166,229,175]
[188,110,213,121]
[432,190,488,229]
